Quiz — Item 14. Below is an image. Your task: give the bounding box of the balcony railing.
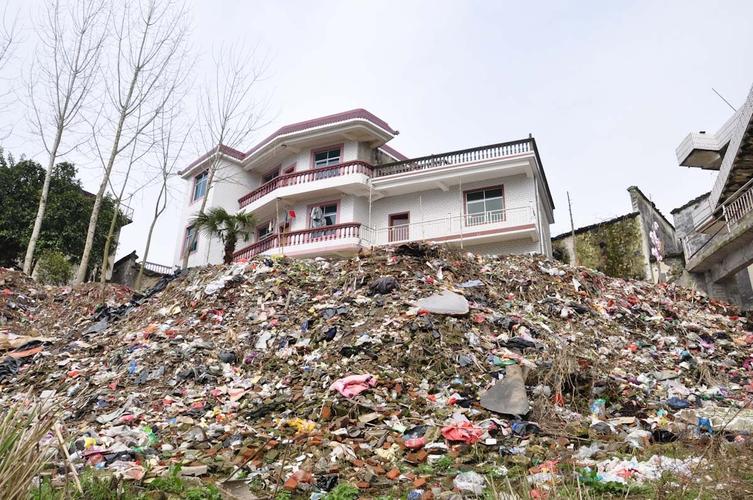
[142,261,173,275]
[724,178,753,226]
[373,139,533,178]
[233,223,363,261]
[232,207,536,261]
[120,203,134,221]
[363,206,536,245]
[685,178,753,262]
[238,161,373,208]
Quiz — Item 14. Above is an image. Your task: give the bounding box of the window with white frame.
[313,147,341,168]
[193,171,208,202]
[184,226,198,254]
[257,221,274,240]
[309,202,338,238]
[465,187,504,225]
[310,203,338,227]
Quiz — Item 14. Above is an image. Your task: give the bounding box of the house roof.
[670,191,711,215]
[180,108,399,177]
[113,250,138,268]
[552,212,640,240]
[244,108,398,157]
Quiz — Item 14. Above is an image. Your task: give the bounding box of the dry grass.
[0,400,55,500]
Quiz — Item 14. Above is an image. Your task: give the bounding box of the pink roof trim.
[379,144,408,161]
[181,144,247,175]
[181,108,397,175]
[244,108,398,156]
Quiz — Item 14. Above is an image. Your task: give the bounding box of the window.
[257,221,274,240]
[193,171,208,202]
[313,147,341,168]
[310,203,338,227]
[465,187,504,225]
[262,167,280,184]
[184,226,198,254]
[309,202,338,238]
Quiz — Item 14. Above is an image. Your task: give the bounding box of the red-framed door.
[388,212,410,242]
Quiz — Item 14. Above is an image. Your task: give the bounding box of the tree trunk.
[23,127,63,274]
[74,121,124,284]
[74,61,140,284]
[99,198,122,284]
[136,182,167,290]
[223,238,235,265]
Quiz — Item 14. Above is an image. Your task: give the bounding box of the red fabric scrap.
[441,421,484,443]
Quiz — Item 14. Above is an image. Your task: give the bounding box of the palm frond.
[190,208,256,248]
[190,207,230,241]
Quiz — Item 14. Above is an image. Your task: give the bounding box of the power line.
[712,87,736,112]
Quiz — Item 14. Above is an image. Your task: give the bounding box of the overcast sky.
[3,0,753,265]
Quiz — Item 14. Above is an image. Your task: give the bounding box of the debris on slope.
[1,246,753,497]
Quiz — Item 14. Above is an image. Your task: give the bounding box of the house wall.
[672,195,753,309]
[176,136,555,265]
[628,187,681,256]
[369,174,536,233]
[672,196,712,256]
[465,239,539,255]
[174,160,255,267]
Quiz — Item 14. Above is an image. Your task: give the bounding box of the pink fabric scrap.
[441,421,485,444]
[330,374,377,398]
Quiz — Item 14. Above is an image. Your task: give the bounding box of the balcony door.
[388,212,410,242]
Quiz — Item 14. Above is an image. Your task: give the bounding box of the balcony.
[363,206,537,246]
[233,223,364,260]
[232,206,537,262]
[238,161,373,210]
[683,179,753,282]
[372,139,533,178]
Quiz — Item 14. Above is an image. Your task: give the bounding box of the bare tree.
[0,5,18,108]
[98,108,152,284]
[0,5,18,109]
[0,6,16,67]
[136,101,190,289]
[180,46,268,269]
[74,0,189,284]
[22,0,108,275]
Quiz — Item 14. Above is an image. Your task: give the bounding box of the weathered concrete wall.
[672,194,753,310]
[671,194,711,256]
[552,214,646,280]
[628,186,681,256]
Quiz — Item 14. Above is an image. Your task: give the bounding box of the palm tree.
[190,207,256,264]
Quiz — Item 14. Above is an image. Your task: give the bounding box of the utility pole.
[567,191,577,266]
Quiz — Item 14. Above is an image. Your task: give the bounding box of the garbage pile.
[0,269,132,381]
[2,245,753,497]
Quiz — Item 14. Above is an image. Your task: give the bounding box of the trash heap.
[0,269,132,381]
[2,244,753,497]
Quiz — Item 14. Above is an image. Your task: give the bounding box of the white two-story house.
[174,109,555,266]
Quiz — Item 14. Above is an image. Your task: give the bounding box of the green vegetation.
[274,490,292,500]
[190,207,256,264]
[35,250,72,285]
[30,466,221,500]
[574,215,645,279]
[0,150,128,275]
[324,482,359,500]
